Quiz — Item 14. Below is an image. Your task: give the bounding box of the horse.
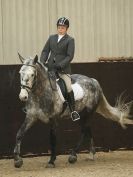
[14,54,133,168]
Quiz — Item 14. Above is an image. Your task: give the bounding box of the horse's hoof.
[68,155,77,164]
[14,158,23,168]
[85,152,95,161]
[46,162,55,168]
[88,152,95,161]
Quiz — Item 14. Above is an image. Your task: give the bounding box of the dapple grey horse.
[14,54,133,168]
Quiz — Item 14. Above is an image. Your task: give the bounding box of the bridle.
[20,64,37,93]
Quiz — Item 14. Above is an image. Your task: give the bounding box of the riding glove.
[53,63,62,71]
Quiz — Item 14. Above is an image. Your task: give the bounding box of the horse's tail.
[96,91,133,128]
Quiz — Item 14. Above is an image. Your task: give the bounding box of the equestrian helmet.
[57,17,69,28]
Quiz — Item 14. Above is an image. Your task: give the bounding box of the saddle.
[48,71,84,102]
[48,71,84,119]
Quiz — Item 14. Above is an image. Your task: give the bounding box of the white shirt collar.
[58,34,65,42]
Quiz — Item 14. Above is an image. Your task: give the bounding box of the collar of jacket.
[56,33,68,43]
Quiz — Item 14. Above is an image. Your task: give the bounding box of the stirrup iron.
[71,111,80,121]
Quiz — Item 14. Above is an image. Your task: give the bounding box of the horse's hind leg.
[86,128,95,160]
[68,130,84,164]
[14,117,35,168]
[46,122,57,168]
[68,116,95,163]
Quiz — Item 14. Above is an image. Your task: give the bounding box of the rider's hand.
[53,63,61,71]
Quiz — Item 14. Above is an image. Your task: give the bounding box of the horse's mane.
[35,62,49,95]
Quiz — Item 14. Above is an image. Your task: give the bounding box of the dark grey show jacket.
[40,34,75,74]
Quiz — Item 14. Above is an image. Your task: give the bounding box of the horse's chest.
[39,97,54,113]
[32,93,54,111]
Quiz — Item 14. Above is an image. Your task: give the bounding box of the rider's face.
[57,25,68,35]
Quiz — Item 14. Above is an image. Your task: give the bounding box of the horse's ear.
[33,55,38,64]
[18,52,25,63]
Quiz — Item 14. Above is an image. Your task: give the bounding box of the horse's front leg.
[46,123,57,168]
[14,117,35,168]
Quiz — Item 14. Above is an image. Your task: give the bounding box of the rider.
[40,17,80,121]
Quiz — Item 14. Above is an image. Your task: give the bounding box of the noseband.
[20,64,37,93]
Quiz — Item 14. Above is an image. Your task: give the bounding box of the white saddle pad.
[57,83,84,102]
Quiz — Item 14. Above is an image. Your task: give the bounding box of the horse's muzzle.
[19,88,29,101]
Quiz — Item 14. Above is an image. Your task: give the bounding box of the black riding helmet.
[57,17,69,28]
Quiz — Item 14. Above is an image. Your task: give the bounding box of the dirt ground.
[0,151,133,177]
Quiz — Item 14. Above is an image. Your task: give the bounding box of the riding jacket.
[40,34,75,74]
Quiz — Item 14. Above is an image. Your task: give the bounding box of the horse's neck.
[35,65,52,95]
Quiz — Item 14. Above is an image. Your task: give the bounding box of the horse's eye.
[31,74,34,77]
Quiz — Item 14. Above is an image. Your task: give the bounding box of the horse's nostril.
[26,79,29,82]
[24,96,27,99]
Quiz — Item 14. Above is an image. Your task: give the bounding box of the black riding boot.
[67,91,80,121]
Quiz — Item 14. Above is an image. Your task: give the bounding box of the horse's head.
[18,53,38,101]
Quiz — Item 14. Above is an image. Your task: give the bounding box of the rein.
[21,82,36,93]
[20,62,64,92]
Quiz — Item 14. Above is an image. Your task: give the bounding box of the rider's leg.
[59,73,80,121]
